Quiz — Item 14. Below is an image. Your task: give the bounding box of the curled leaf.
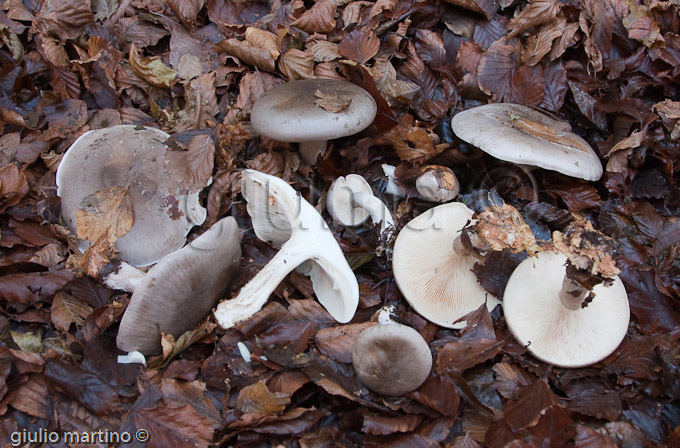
[129,43,178,87]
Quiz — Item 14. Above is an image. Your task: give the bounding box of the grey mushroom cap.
[451,103,603,181]
[250,79,377,142]
[503,251,630,368]
[352,323,432,396]
[56,125,207,267]
[116,216,241,355]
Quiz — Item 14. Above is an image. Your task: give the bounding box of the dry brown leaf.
[76,186,133,243]
[174,72,219,131]
[237,379,291,416]
[164,133,215,194]
[442,0,497,19]
[167,0,203,29]
[279,49,315,80]
[28,243,65,268]
[39,36,69,67]
[653,99,680,139]
[51,291,93,332]
[0,25,23,62]
[370,0,396,18]
[4,0,35,21]
[307,40,342,62]
[314,90,352,113]
[507,0,562,38]
[245,152,286,177]
[0,163,29,213]
[245,27,280,60]
[135,404,214,448]
[477,40,516,102]
[129,43,178,87]
[78,228,118,280]
[315,322,376,364]
[338,30,380,65]
[224,71,279,125]
[378,116,437,164]
[7,373,51,419]
[342,1,373,28]
[214,38,275,72]
[523,16,567,66]
[622,2,664,48]
[291,0,337,34]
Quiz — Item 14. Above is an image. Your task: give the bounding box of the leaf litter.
[1,0,680,445]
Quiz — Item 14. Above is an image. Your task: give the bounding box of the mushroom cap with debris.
[56,125,207,267]
[392,202,501,329]
[250,79,377,143]
[503,251,629,368]
[451,103,603,181]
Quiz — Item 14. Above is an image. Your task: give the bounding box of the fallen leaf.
[315,322,377,364]
[237,379,291,416]
[167,0,202,29]
[0,270,75,305]
[135,404,214,448]
[278,49,315,80]
[291,0,336,34]
[76,186,133,243]
[338,30,380,65]
[214,38,276,73]
[0,164,29,213]
[362,413,423,435]
[314,90,352,113]
[245,27,280,60]
[163,133,215,194]
[51,291,93,332]
[129,43,178,87]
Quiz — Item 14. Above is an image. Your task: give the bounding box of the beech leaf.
[237,380,291,416]
[338,30,380,65]
[76,186,133,243]
[129,43,178,87]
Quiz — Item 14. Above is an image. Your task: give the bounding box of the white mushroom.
[352,307,432,396]
[56,125,207,267]
[503,251,629,368]
[326,174,395,234]
[392,202,501,329]
[450,103,603,181]
[382,164,460,202]
[214,169,359,329]
[250,79,377,164]
[116,216,242,355]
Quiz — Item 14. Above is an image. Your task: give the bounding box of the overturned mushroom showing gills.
[214,169,359,329]
[352,321,432,396]
[392,202,501,329]
[56,125,207,267]
[503,251,629,368]
[326,174,394,234]
[116,217,241,355]
[250,79,377,164]
[451,103,603,181]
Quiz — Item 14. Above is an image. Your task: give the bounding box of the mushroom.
[392,202,501,329]
[352,307,432,396]
[381,164,460,202]
[56,125,207,267]
[503,250,629,368]
[213,169,359,329]
[326,174,395,234]
[450,103,603,181]
[116,216,242,355]
[250,79,377,164]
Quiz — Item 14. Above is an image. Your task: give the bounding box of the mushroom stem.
[558,275,589,310]
[452,235,473,257]
[351,192,395,234]
[299,140,327,164]
[103,261,146,293]
[214,236,311,329]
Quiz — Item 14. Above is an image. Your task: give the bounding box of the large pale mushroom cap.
[450,103,603,181]
[503,251,630,368]
[56,125,207,267]
[117,217,241,355]
[392,202,501,329]
[250,79,377,142]
[352,323,432,396]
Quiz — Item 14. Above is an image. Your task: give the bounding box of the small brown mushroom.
[352,320,431,396]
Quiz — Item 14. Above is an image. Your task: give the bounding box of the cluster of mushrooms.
[55,78,630,396]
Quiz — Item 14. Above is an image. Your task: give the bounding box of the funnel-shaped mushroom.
[392,202,501,328]
[352,313,432,396]
[451,103,603,181]
[250,79,377,164]
[503,251,629,367]
[214,170,359,329]
[56,125,207,267]
[117,217,241,355]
